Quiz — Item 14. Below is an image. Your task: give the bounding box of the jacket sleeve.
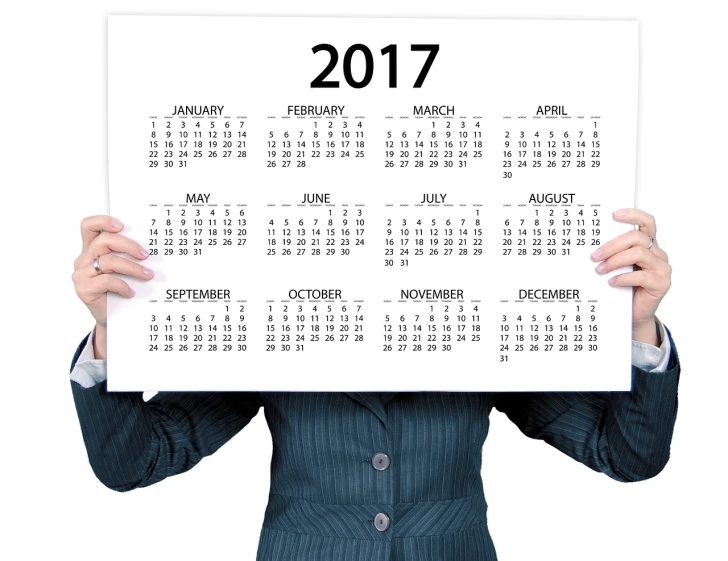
[68,334,264,492]
[494,325,680,482]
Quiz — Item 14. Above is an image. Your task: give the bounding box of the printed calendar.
[107,16,638,391]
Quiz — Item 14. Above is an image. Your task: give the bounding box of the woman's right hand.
[72,215,154,359]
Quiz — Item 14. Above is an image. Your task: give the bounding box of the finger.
[651,242,668,263]
[639,237,668,263]
[607,269,671,295]
[595,246,666,274]
[75,253,154,281]
[612,208,657,238]
[591,229,652,261]
[81,215,125,252]
[84,232,150,265]
[76,272,136,301]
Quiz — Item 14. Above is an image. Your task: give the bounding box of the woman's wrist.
[93,322,108,360]
[633,316,660,347]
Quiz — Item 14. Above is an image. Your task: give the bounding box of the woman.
[69,209,679,561]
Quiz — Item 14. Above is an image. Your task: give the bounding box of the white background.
[0,1,724,560]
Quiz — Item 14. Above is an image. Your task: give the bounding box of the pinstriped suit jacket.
[69,328,680,561]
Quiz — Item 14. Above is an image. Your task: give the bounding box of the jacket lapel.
[345,392,398,424]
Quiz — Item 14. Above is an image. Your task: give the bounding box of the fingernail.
[139,246,150,257]
[111,219,123,229]
[129,287,136,296]
[608,276,617,285]
[591,248,604,260]
[596,262,607,273]
[142,267,154,277]
[613,209,627,217]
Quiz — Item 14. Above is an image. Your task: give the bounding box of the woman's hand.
[71,215,154,358]
[591,208,671,346]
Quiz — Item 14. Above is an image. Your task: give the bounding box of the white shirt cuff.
[631,317,671,373]
[70,327,108,388]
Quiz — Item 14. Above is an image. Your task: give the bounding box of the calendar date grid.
[265,114,366,168]
[384,203,484,267]
[500,202,602,257]
[498,298,599,363]
[383,298,483,352]
[265,298,365,352]
[147,202,248,257]
[265,202,365,257]
[147,297,248,353]
[148,114,246,168]
[383,114,484,169]
[501,114,602,178]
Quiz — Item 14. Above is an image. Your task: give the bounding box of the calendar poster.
[107,16,638,391]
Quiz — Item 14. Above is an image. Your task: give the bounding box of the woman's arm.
[69,333,264,492]
[494,326,680,482]
[495,208,679,482]
[69,215,263,491]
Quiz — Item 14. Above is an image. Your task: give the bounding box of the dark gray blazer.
[69,328,680,561]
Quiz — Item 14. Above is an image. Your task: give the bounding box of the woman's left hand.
[591,208,672,346]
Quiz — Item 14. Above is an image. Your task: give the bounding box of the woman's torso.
[255,391,500,561]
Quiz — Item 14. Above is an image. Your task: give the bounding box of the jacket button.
[372,452,390,470]
[374,512,390,531]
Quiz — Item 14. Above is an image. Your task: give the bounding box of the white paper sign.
[107,16,637,391]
